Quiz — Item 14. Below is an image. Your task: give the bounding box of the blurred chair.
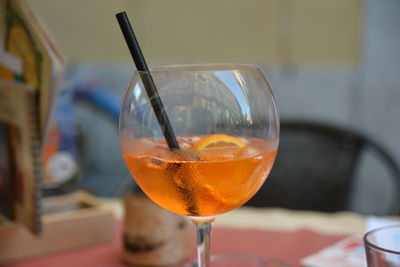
[67,64,135,197]
[245,120,400,215]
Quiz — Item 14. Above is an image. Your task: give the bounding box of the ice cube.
[174,149,201,161]
[179,142,191,149]
[150,158,163,166]
[197,147,239,161]
[238,137,250,144]
[189,136,201,143]
[123,137,155,155]
[240,147,261,158]
[155,148,176,160]
[152,138,169,148]
[220,148,238,159]
[178,136,200,146]
[141,137,155,144]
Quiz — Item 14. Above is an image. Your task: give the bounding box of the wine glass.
[119,64,279,267]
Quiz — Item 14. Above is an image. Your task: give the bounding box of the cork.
[123,194,193,266]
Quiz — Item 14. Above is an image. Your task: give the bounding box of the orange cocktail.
[119,63,280,266]
[123,135,277,217]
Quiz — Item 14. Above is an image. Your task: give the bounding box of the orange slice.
[192,134,246,150]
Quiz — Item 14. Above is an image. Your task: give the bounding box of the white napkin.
[301,216,400,267]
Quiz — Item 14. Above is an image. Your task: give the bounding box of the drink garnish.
[192,134,246,150]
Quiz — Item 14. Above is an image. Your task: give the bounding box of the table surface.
[100,199,367,235]
[3,199,389,267]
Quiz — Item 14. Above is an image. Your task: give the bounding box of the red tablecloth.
[3,224,346,267]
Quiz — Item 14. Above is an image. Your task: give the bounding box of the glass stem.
[195,221,213,267]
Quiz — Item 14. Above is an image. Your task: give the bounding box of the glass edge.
[134,63,263,74]
[363,224,400,255]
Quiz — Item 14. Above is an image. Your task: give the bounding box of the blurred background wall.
[28,0,361,64]
[27,0,400,210]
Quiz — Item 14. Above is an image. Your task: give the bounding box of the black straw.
[116,12,180,150]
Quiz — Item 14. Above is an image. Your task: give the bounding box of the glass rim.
[363,224,400,255]
[210,253,265,261]
[183,253,267,267]
[136,63,263,74]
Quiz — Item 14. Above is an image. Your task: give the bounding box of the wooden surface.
[0,191,115,263]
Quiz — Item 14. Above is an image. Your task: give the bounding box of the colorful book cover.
[4,0,65,135]
[0,52,21,221]
[0,0,65,233]
[0,81,41,233]
[0,123,13,220]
